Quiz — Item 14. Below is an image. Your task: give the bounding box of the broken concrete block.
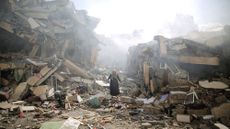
[12,101,26,105]
[28,17,40,29]
[214,123,229,129]
[143,105,161,114]
[0,102,13,109]
[199,80,229,89]
[36,63,60,86]
[120,96,135,103]
[40,121,64,129]
[47,88,54,97]
[10,82,28,101]
[40,66,52,76]
[32,85,49,100]
[81,79,94,85]
[211,103,230,119]
[141,122,152,128]
[64,59,91,79]
[59,117,81,129]
[176,114,191,123]
[27,66,52,86]
[32,85,49,96]
[169,91,187,104]
[54,73,65,82]
[27,75,41,86]
[26,58,47,66]
[95,80,109,87]
[0,21,13,33]
[20,106,35,112]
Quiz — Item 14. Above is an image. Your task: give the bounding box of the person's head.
[112,70,117,75]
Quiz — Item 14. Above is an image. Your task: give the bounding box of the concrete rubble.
[125,35,230,128]
[0,0,229,129]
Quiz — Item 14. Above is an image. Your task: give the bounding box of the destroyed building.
[126,34,230,128]
[0,0,230,129]
[0,0,100,66]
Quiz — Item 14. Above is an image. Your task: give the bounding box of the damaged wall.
[0,0,101,103]
[0,0,101,68]
[127,35,230,95]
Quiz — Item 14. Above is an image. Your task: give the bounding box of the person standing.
[108,70,121,96]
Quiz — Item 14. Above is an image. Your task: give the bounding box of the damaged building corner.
[126,34,230,128]
[0,0,230,129]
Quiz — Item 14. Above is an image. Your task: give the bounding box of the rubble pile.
[0,0,100,67]
[0,0,230,129]
[0,0,110,128]
[125,35,230,128]
[0,0,100,102]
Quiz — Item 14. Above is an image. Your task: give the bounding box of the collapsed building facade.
[127,33,230,92]
[0,0,100,66]
[0,0,230,129]
[126,34,230,128]
[0,0,100,112]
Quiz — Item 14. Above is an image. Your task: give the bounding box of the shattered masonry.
[0,0,230,129]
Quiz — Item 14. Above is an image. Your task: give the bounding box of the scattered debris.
[199,80,229,89]
[0,0,229,129]
[211,103,230,118]
[176,114,191,123]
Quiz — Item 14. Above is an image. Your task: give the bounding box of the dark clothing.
[108,74,121,96]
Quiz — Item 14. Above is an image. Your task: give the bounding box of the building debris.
[176,114,191,123]
[0,0,229,129]
[199,80,229,89]
[211,103,230,119]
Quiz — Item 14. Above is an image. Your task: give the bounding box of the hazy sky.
[72,0,230,38]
